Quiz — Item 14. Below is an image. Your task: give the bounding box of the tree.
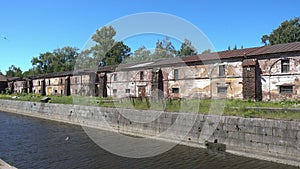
[261,17,300,45]
[125,46,151,63]
[104,41,131,66]
[201,49,211,54]
[0,70,3,75]
[5,65,22,78]
[31,47,79,74]
[89,26,116,67]
[177,39,197,57]
[151,37,177,60]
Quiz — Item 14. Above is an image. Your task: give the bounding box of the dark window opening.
[75,77,78,84]
[172,88,179,93]
[75,89,78,94]
[219,65,225,76]
[48,80,51,85]
[280,86,293,93]
[140,71,144,80]
[174,69,179,80]
[217,86,227,94]
[125,89,130,93]
[281,59,290,73]
[114,74,117,81]
[38,81,41,86]
[54,90,58,94]
[60,79,63,84]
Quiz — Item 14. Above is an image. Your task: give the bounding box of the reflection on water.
[0,111,297,169]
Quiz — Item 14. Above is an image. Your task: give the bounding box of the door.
[138,86,146,97]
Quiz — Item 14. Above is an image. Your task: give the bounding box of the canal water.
[0,111,297,169]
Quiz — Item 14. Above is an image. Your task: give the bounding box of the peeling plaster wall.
[258,53,300,101]
[107,69,153,98]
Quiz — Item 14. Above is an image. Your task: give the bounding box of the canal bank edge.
[0,100,299,167]
[0,158,17,169]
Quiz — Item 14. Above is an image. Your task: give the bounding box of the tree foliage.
[151,37,177,60]
[31,46,79,74]
[177,38,197,57]
[5,65,23,78]
[125,46,151,63]
[104,41,131,66]
[78,26,131,68]
[261,17,300,45]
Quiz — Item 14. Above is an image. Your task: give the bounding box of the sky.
[0,0,299,73]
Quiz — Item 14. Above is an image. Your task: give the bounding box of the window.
[48,80,51,85]
[280,86,293,94]
[140,71,144,80]
[172,88,179,93]
[113,74,117,81]
[217,86,227,94]
[60,79,63,84]
[125,89,130,93]
[219,65,225,76]
[281,59,290,73]
[38,81,41,86]
[75,77,78,84]
[174,69,179,80]
[113,89,117,94]
[54,90,58,94]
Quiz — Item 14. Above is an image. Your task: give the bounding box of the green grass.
[0,94,299,120]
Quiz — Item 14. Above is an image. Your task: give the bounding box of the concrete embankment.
[0,159,17,169]
[0,100,299,167]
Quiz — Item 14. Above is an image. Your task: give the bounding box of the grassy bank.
[0,94,299,120]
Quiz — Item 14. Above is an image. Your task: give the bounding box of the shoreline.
[0,99,299,167]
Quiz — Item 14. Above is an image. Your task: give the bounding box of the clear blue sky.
[0,0,299,73]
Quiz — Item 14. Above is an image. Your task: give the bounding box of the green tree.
[201,49,211,54]
[5,65,22,78]
[151,37,177,60]
[125,46,151,63]
[261,17,300,45]
[89,26,116,66]
[31,47,79,74]
[177,38,197,57]
[104,41,131,66]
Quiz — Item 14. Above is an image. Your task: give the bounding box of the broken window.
[279,85,293,93]
[217,86,227,94]
[174,69,179,80]
[281,59,290,73]
[140,71,144,80]
[172,88,179,93]
[219,65,225,76]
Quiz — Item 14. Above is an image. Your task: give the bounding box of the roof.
[0,75,7,82]
[247,41,300,56]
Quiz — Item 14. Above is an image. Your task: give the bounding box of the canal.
[0,111,297,169]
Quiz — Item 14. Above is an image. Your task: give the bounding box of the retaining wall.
[0,100,299,166]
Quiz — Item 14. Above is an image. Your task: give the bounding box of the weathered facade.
[5,42,300,101]
[0,75,8,93]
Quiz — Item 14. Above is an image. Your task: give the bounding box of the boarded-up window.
[217,86,227,94]
[280,85,293,93]
[172,88,179,93]
[174,69,179,80]
[219,65,225,76]
[281,59,290,73]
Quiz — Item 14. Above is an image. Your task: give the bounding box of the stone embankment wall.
[0,100,299,166]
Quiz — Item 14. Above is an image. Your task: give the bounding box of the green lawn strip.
[0,94,299,120]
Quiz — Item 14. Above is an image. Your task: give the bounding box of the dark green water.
[0,111,297,169]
